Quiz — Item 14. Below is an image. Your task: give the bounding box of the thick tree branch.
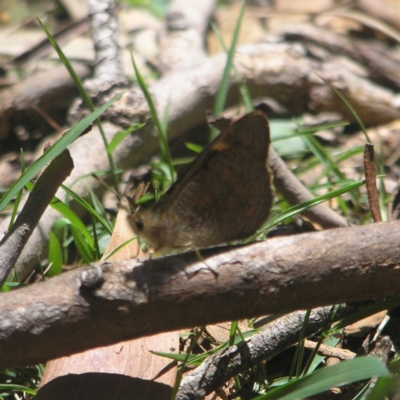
[1,220,400,368]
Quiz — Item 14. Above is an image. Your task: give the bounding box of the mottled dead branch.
[1,221,400,368]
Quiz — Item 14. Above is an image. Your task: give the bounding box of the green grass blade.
[39,18,120,189]
[49,197,95,248]
[304,335,341,376]
[330,296,400,334]
[150,351,199,365]
[289,309,311,379]
[61,184,113,234]
[363,377,395,400]
[211,19,253,113]
[47,230,63,277]
[260,179,364,232]
[229,320,239,346]
[39,19,94,111]
[256,357,390,400]
[185,142,204,154]
[131,53,175,181]
[213,0,247,117]
[152,329,259,368]
[0,95,121,212]
[107,124,145,154]
[8,150,26,229]
[317,75,371,143]
[70,225,95,263]
[102,237,138,260]
[272,121,349,143]
[301,133,346,182]
[0,384,37,396]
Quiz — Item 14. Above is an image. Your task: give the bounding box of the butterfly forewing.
[133,111,272,250]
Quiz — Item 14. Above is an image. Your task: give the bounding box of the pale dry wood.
[157,0,217,72]
[1,220,400,369]
[272,22,400,89]
[303,340,356,360]
[355,0,400,32]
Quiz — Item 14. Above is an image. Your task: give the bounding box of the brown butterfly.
[132,111,273,251]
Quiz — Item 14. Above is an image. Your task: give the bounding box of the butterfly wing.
[134,111,272,249]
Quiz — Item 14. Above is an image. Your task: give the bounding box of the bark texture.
[1,220,400,369]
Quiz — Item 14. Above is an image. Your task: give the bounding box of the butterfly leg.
[193,247,219,278]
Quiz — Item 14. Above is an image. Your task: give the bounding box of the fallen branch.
[176,306,359,400]
[1,220,400,368]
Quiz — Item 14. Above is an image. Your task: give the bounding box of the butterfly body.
[132,111,273,251]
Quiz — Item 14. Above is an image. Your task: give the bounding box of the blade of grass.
[131,53,175,181]
[213,0,247,115]
[272,121,349,143]
[301,133,346,182]
[330,296,400,334]
[88,191,102,259]
[171,329,204,399]
[70,225,95,263]
[0,95,121,212]
[211,0,248,139]
[0,384,37,396]
[152,329,259,368]
[102,237,138,260]
[39,19,94,112]
[362,377,395,400]
[8,150,26,229]
[258,179,364,234]
[61,184,113,234]
[39,19,120,189]
[49,198,95,248]
[256,356,391,400]
[301,133,360,206]
[47,230,63,277]
[303,335,341,377]
[317,75,371,143]
[289,309,311,380]
[107,123,145,154]
[51,217,69,266]
[211,18,253,114]
[229,320,239,346]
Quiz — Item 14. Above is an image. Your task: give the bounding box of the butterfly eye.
[134,220,144,231]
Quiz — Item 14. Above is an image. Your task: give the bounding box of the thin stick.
[364,143,382,222]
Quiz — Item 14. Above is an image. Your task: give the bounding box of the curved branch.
[1,220,400,368]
